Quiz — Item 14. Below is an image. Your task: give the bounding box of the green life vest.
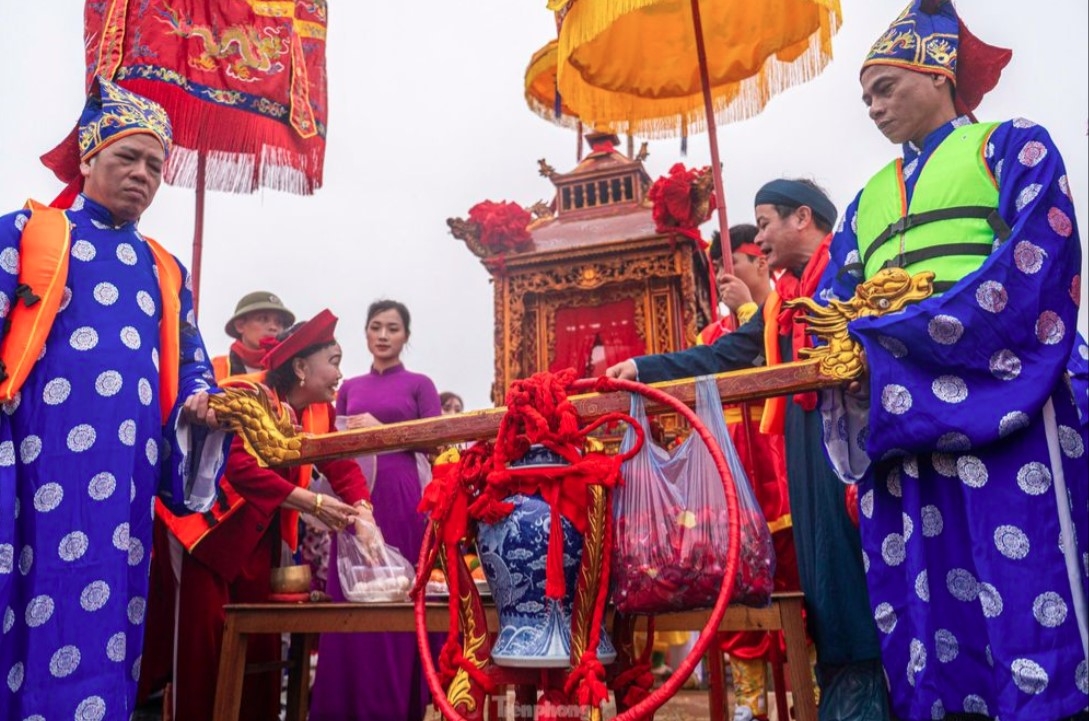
[856,121,1010,294]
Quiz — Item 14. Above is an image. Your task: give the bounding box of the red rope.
[564,485,616,709]
[416,371,742,721]
[611,603,657,708]
[573,376,742,721]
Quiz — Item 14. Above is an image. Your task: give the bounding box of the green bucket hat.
[224,291,296,339]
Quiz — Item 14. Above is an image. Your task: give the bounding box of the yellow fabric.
[525,41,581,129]
[759,294,786,435]
[434,446,461,466]
[634,630,690,654]
[556,0,841,136]
[735,301,759,326]
[767,513,793,535]
[722,405,761,425]
[731,656,768,715]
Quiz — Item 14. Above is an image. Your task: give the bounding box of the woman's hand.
[352,502,386,562]
[311,494,359,533]
[344,412,382,430]
[285,488,358,532]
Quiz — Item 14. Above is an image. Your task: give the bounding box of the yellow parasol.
[552,0,841,271]
[526,37,743,152]
[525,40,581,129]
[556,0,840,133]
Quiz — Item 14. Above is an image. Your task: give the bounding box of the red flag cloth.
[75,1,327,194]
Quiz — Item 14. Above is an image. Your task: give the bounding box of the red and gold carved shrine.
[449,132,715,407]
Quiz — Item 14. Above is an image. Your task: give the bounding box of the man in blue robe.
[818,2,1088,719]
[0,78,227,720]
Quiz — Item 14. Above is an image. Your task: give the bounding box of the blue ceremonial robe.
[0,195,226,720]
[820,117,1088,721]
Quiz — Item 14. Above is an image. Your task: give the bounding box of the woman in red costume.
[147,309,378,721]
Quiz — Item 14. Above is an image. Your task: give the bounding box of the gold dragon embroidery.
[158,4,289,82]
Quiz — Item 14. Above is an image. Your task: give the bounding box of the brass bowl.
[270,564,312,594]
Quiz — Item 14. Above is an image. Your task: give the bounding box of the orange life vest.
[157,371,329,553]
[0,200,181,422]
[211,354,231,382]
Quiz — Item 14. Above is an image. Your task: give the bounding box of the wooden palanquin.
[460,133,714,406]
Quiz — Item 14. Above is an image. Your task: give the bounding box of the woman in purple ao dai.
[309,299,442,721]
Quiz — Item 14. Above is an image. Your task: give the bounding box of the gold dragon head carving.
[207,382,302,467]
[784,268,935,380]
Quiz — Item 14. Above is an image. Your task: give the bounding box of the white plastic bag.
[337,529,414,603]
[416,452,432,491]
[335,415,380,492]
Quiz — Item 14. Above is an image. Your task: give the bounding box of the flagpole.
[191,154,206,318]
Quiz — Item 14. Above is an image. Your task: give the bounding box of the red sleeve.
[225,434,296,517]
[315,404,370,505]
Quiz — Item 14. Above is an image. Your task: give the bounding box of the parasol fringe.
[120,78,324,195]
[525,92,584,131]
[557,0,662,59]
[559,4,841,140]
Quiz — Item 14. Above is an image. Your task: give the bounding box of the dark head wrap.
[754,179,838,230]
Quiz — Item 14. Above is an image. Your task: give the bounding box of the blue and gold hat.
[78,77,173,162]
[862,0,1012,114]
[863,1,960,82]
[41,77,173,188]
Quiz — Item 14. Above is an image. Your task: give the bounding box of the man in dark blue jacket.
[608,178,890,721]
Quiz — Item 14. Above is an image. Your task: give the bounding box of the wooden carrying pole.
[209,269,936,469]
[253,360,838,467]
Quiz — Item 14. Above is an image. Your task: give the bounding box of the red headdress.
[260,309,338,371]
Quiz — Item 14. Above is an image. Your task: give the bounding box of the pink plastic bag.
[612,393,685,613]
[612,376,775,613]
[665,376,775,608]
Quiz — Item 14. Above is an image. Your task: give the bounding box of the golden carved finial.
[207,382,302,466]
[446,217,488,257]
[785,268,935,380]
[635,141,649,163]
[690,167,715,225]
[527,199,554,220]
[537,158,556,178]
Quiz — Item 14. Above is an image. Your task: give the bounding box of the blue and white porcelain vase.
[477,447,616,667]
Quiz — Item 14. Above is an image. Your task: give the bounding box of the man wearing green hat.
[211,291,296,380]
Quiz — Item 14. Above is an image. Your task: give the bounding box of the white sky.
[1,1,1085,411]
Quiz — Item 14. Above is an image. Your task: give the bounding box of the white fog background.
[1,1,1085,410]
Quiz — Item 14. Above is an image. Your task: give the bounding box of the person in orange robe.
[699,226,802,721]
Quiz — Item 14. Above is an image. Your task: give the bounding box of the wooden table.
[214,592,815,721]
